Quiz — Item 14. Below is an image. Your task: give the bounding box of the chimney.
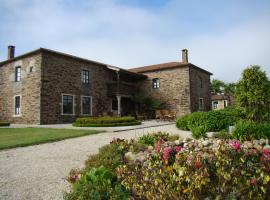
[182,49,188,63]
[8,45,15,59]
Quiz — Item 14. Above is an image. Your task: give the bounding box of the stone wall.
[138,67,191,117]
[189,67,212,112]
[40,51,114,124]
[0,54,42,124]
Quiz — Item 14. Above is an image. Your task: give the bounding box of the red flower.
[230,140,241,151]
[163,146,173,161]
[262,148,270,160]
[194,158,202,169]
[175,146,183,152]
[250,178,257,185]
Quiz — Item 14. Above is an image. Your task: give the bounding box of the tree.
[235,65,270,122]
[211,79,225,94]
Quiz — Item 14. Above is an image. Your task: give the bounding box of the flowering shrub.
[117,139,270,199]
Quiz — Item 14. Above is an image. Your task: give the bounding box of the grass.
[0,128,102,150]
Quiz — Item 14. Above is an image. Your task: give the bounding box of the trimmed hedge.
[176,108,237,138]
[233,120,270,141]
[0,122,10,127]
[73,116,141,127]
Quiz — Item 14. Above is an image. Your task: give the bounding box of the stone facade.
[137,65,211,118]
[0,48,212,124]
[0,53,42,124]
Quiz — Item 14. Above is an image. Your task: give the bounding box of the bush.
[176,108,238,138]
[73,116,141,127]
[138,132,170,146]
[65,166,129,200]
[212,130,234,139]
[176,114,190,130]
[0,122,10,126]
[233,120,270,141]
[117,139,270,199]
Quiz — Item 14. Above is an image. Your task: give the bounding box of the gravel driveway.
[0,124,191,200]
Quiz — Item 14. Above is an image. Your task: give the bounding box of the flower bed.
[73,116,141,127]
[65,133,270,199]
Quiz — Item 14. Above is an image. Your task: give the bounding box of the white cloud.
[0,0,269,82]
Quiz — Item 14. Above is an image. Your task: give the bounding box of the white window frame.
[15,66,21,82]
[82,69,90,84]
[13,95,22,117]
[152,78,160,89]
[61,94,75,115]
[81,96,92,116]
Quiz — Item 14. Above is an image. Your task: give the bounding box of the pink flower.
[262,148,270,160]
[175,146,183,152]
[163,146,173,161]
[230,140,241,151]
[155,139,165,153]
[250,178,257,185]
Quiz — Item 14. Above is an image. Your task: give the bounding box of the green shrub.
[73,116,141,127]
[212,130,234,139]
[0,122,10,126]
[138,132,169,146]
[176,114,190,130]
[233,120,270,141]
[190,125,207,139]
[65,166,129,200]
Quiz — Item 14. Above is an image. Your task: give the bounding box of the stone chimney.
[8,45,15,59]
[182,49,188,63]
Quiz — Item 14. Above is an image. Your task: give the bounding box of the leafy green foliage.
[65,166,129,200]
[176,108,237,138]
[73,116,141,127]
[236,65,270,122]
[138,132,170,146]
[211,79,236,95]
[212,130,234,139]
[233,120,270,141]
[117,140,270,199]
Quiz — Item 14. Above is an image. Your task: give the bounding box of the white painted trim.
[13,95,22,117]
[80,96,93,116]
[61,94,75,116]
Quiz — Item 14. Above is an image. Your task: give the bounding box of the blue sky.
[0,0,269,82]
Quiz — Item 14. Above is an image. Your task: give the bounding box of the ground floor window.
[62,95,74,115]
[199,98,204,110]
[14,96,21,115]
[213,101,218,109]
[81,96,92,115]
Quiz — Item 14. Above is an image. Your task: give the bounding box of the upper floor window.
[62,95,74,115]
[199,77,203,89]
[15,96,21,115]
[15,66,21,82]
[82,70,89,83]
[152,78,160,89]
[199,98,204,110]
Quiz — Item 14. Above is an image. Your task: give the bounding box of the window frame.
[14,95,21,116]
[199,98,204,111]
[61,94,75,115]
[82,69,90,84]
[15,66,21,82]
[152,78,160,89]
[81,96,92,116]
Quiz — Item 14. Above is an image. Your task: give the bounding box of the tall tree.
[211,79,225,94]
[235,65,270,122]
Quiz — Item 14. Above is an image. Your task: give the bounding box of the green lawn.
[0,128,102,150]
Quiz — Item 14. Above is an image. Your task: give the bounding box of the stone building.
[0,46,212,124]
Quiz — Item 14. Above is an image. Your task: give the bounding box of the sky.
[0,0,269,82]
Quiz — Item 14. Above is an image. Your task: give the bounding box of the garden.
[65,66,270,199]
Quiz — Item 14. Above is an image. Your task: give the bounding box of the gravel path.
[0,124,191,200]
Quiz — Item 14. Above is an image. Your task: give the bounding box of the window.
[81,96,92,115]
[62,95,74,115]
[199,98,204,110]
[199,77,203,88]
[29,66,33,72]
[213,101,218,109]
[15,66,21,82]
[82,70,89,83]
[111,98,118,111]
[224,100,228,107]
[15,96,21,115]
[152,78,160,89]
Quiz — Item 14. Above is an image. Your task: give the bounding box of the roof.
[212,94,230,101]
[129,61,213,75]
[0,48,146,79]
